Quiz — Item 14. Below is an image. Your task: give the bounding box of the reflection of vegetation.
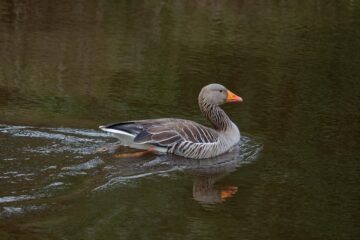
[0,0,358,149]
[0,1,359,239]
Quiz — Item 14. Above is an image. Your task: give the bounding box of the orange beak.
[226,90,243,103]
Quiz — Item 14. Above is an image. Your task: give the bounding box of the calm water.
[1,1,360,240]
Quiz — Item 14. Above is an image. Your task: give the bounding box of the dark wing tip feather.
[103,121,135,129]
[101,121,143,135]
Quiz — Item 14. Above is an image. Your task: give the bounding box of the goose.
[99,83,243,159]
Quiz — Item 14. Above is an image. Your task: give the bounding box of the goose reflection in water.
[130,137,262,205]
[191,163,239,204]
[95,136,261,204]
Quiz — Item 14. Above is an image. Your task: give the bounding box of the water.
[0,1,360,239]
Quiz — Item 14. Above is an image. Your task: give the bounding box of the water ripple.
[0,124,262,217]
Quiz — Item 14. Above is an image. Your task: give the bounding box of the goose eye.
[219,90,223,93]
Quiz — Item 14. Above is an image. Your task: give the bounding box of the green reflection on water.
[0,0,360,240]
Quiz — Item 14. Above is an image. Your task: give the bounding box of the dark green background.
[0,1,359,239]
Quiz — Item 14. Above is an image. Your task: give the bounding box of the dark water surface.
[1,1,360,240]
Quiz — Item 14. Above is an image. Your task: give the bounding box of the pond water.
[1,1,360,240]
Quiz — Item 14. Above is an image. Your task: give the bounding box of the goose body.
[100,84,243,159]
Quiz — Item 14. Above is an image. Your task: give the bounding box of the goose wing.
[102,118,219,149]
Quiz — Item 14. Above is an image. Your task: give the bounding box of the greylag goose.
[99,83,243,159]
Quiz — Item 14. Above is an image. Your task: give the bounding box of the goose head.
[199,83,243,106]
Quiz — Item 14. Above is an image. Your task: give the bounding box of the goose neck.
[199,100,232,131]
